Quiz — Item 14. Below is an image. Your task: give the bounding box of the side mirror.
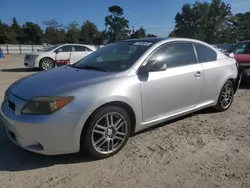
[55,48,62,54]
[229,53,235,58]
[138,60,167,73]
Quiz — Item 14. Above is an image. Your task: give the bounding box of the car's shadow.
[134,107,217,136]
[239,81,250,89]
[0,107,219,172]
[0,78,248,172]
[1,68,39,72]
[0,123,92,172]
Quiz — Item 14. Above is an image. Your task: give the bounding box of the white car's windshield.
[72,41,153,72]
[43,45,60,52]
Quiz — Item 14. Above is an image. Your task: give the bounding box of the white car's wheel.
[39,58,55,71]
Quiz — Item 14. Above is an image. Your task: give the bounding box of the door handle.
[194,71,203,77]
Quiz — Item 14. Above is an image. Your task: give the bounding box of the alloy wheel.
[42,59,53,70]
[220,84,234,109]
[91,112,128,154]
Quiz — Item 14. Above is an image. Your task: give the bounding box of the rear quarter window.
[194,43,217,63]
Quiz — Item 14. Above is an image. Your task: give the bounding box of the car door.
[140,42,204,122]
[71,45,93,63]
[234,42,250,64]
[193,42,228,104]
[55,45,73,64]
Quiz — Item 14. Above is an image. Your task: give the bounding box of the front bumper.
[24,59,36,68]
[0,93,81,155]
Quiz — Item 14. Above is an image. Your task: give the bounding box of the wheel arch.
[80,101,136,138]
[39,56,54,63]
[38,57,56,70]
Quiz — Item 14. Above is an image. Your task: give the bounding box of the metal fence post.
[6,44,9,54]
[19,45,22,54]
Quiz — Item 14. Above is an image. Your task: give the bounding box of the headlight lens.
[21,96,74,115]
[32,55,38,59]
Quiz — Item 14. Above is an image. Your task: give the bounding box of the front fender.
[72,96,139,153]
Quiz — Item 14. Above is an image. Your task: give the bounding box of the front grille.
[25,55,31,60]
[8,100,16,112]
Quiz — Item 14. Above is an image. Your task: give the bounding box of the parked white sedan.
[24,44,96,71]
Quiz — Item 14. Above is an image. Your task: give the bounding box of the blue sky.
[1,0,249,37]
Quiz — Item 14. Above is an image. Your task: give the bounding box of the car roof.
[120,37,169,44]
[239,40,250,43]
[119,37,215,46]
[58,43,96,50]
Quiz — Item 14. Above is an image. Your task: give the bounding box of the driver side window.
[146,42,197,69]
[57,45,73,52]
[234,44,247,54]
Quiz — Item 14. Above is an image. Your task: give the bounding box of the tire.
[214,80,235,112]
[39,58,55,71]
[81,106,131,159]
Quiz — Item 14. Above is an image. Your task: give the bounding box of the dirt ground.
[0,55,250,188]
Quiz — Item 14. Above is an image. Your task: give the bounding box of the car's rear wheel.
[81,106,131,159]
[39,58,55,71]
[214,80,235,112]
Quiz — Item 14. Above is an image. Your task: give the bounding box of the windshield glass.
[232,42,250,54]
[43,45,60,52]
[72,41,152,72]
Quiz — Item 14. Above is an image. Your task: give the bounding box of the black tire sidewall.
[39,58,55,71]
[215,80,234,111]
[82,106,131,159]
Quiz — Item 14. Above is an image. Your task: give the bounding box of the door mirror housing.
[138,60,167,73]
[229,53,235,58]
[55,48,62,54]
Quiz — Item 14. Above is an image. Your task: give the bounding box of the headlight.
[21,96,74,115]
[31,55,38,59]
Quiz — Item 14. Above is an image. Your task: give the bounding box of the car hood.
[25,52,44,56]
[9,66,115,100]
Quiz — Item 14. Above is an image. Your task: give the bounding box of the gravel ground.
[0,55,250,188]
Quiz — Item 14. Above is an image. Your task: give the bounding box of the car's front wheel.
[214,80,235,112]
[39,57,55,71]
[81,106,131,159]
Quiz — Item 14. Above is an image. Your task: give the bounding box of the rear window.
[194,43,217,63]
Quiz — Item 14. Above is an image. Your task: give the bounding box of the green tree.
[80,20,103,44]
[22,22,43,44]
[44,27,66,44]
[43,19,65,44]
[233,12,250,41]
[146,33,157,37]
[65,21,80,43]
[0,21,11,43]
[130,26,146,38]
[169,0,233,43]
[43,19,63,29]
[104,5,131,43]
[11,17,23,43]
[0,20,18,44]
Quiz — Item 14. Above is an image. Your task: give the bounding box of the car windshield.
[72,41,153,72]
[232,42,249,54]
[43,45,60,52]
